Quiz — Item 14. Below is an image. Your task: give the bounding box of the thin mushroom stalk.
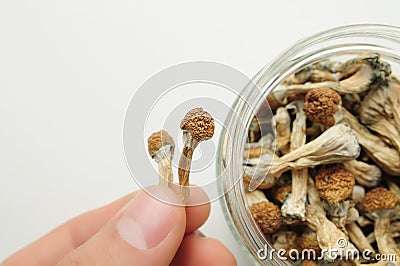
[367,221,400,244]
[274,107,291,155]
[362,187,400,262]
[245,123,360,190]
[147,130,175,187]
[346,222,376,256]
[178,108,214,202]
[342,108,400,175]
[281,101,308,223]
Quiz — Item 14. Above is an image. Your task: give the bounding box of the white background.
[0,1,399,265]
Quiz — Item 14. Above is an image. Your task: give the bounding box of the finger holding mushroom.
[246,190,282,234]
[147,130,175,188]
[178,108,214,202]
[315,164,355,233]
[362,187,400,261]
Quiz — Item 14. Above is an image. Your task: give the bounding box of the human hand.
[2,186,236,266]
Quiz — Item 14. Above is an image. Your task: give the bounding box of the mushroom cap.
[303,87,341,127]
[315,164,355,204]
[275,182,292,203]
[180,108,215,142]
[147,130,175,158]
[250,201,282,234]
[362,187,399,213]
[298,232,321,254]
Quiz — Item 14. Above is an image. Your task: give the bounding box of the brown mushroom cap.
[315,164,355,204]
[180,108,215,142]
[250,201,282,234]
[362,187,399,213]
[303,87,341,127]
[275,182,292,203]
[298,232,321,255]
[147,130,175,158]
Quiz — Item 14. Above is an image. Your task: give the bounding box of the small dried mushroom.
[178,108,214,201]
[303,87,342,127]
[245,123,360,189]
[362,187,400,261]
[147,130,175,187]
[246,190,282,234]
[315,164,355,233]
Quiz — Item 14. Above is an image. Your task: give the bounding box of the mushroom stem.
[346,222,376,255]
[342,108,400,175]
[274,107,291,155]
[246,124,360,189]
[305,205,357,261]
[154,147,174,187]
[374,216,400,262]
[281,101,308,223]
[178,134,198,200]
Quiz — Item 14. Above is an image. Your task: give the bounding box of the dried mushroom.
[267,53,391,107]
[147,130,175,188]
[244,53,400,265]
[178,108,214,201]
[360,79,400,152]
[342,108,400,175]
[274,107,291,155]
[362,187,400,261]
[245,123,360,190]
[281,101,308,223]
[315,164,355,233]
[246,190,282,234]
[303,87,342,127]
[343,160,382,187]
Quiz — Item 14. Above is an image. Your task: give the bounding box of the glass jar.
[217,24,400,265]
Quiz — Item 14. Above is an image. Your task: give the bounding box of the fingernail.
[117,186,181,250]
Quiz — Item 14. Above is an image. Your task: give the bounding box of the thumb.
[57,186,186,266]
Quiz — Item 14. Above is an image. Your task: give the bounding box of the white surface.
[0,1,399,265]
